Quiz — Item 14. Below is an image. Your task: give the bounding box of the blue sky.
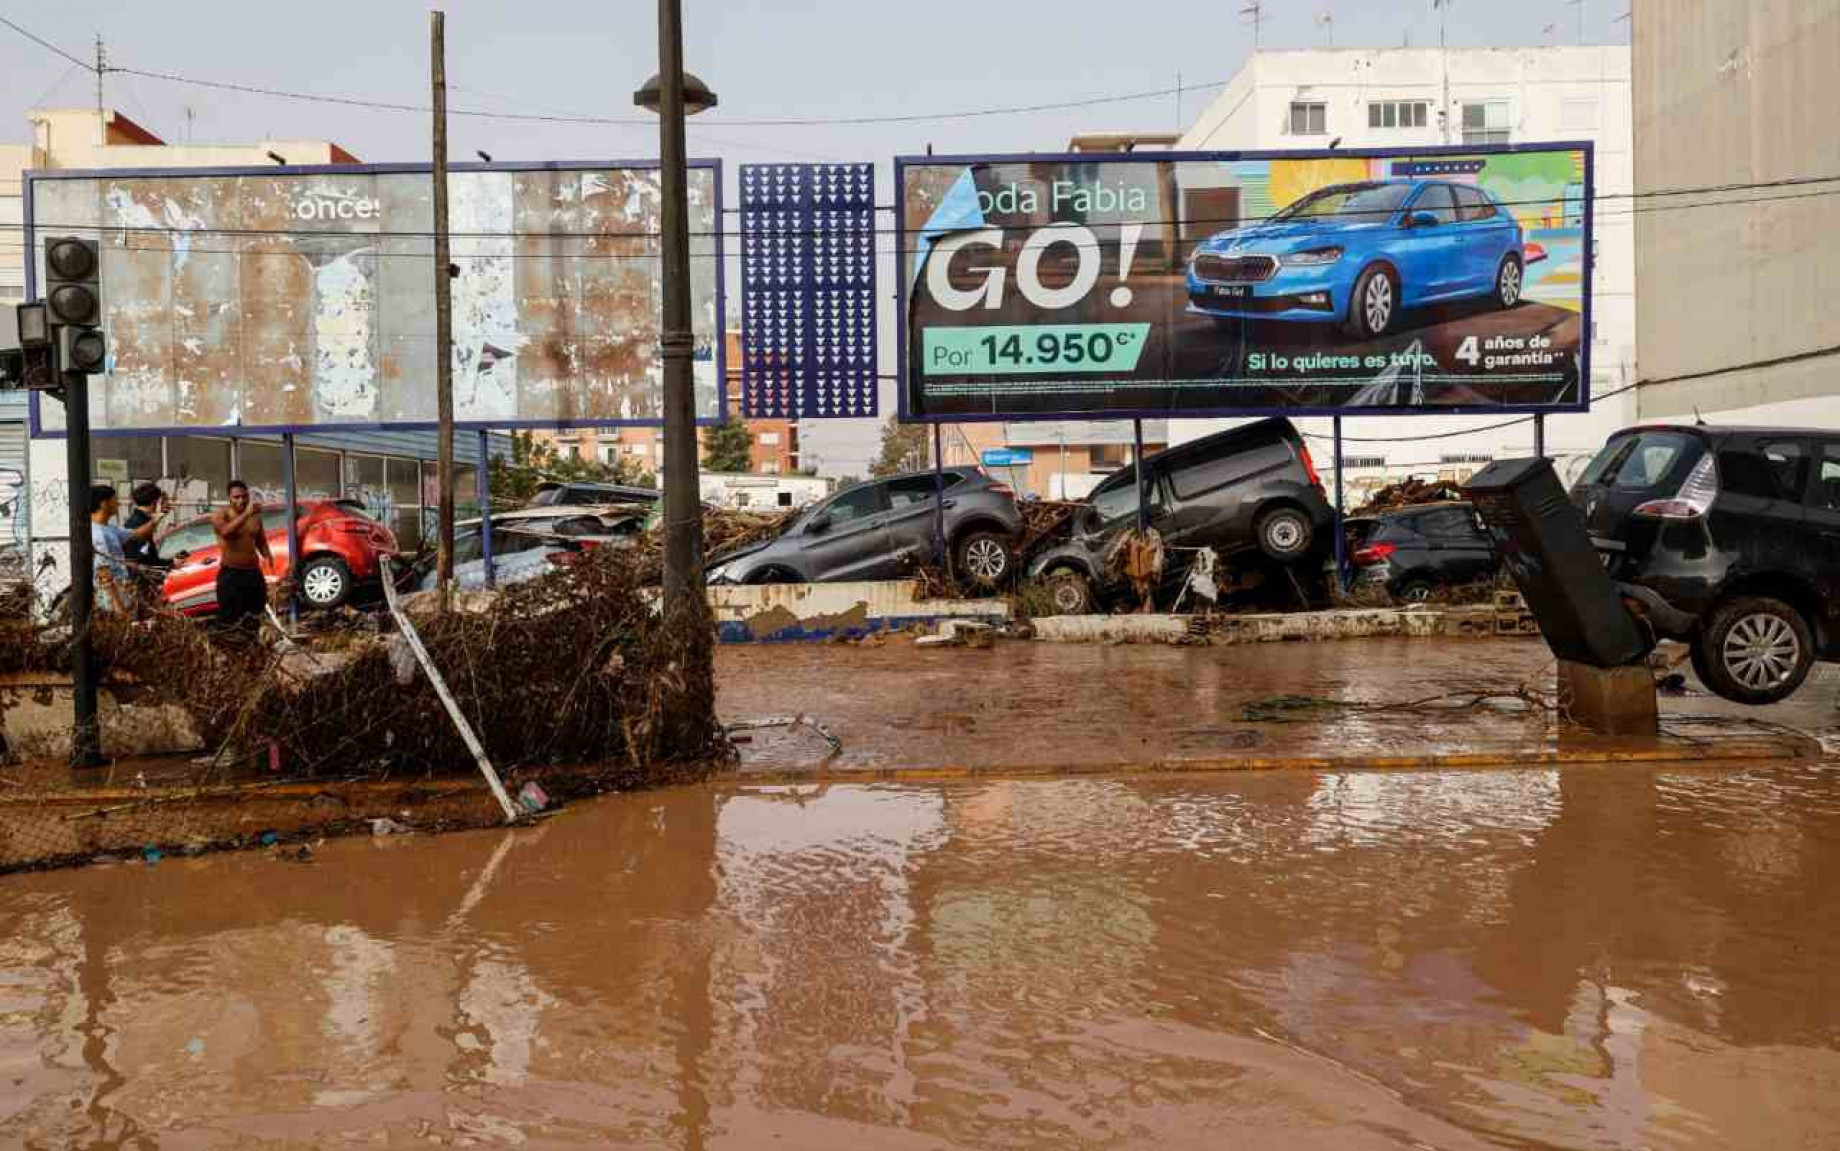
[1,0,1633,472]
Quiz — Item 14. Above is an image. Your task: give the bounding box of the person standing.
[122,483,171,569]
[89,484,165,615]
[211,480,273,634]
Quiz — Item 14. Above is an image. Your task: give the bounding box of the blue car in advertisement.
[1186,179,1529,341]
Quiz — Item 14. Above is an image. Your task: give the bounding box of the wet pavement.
[717,637,1840,775]
[5,757,1840,1148]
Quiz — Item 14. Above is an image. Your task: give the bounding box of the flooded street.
[4,760,1840,1149]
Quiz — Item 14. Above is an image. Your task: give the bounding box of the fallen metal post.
[380,572,519,823]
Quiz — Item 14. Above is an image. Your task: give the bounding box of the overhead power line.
[0,15,94,72]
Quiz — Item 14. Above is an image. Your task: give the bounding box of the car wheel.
[1496,255,1523,308]
[1045,570,1095,615]
[1694,595,1815,705]
[1254,506,1314,562]
[298,556,353,609]
[1394,579,1433,604]
[954,531,1013,589]
[1343,266,1397,339]
[748,565,798,585]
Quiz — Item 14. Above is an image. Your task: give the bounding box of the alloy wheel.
[1364,274,1393,333]
[1722,612,1800,690]
[1499,261,1522,306]
[1265,517,1305,554]
[964,538,1008,582]
[302,565,344,605]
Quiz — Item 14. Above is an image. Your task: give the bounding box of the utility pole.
[430,10,456,602]
[93,34,104,114]
[654,0,706,614]
[1435,0,1452,143]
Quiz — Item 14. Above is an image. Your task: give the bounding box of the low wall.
[1,672,203,762]
[709,581,1009,643]
[1030,606,1538,645]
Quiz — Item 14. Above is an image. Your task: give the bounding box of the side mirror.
[807,513,833,534]
[1407,211,1440,229]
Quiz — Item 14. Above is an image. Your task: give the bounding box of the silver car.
[414,506,644,592]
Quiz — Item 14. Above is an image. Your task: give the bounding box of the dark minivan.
[1026,417,1334,612]
[1572,424,1840,704]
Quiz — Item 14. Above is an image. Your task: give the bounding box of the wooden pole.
[431,10,456,604]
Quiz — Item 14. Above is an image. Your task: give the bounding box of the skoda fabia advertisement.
[898,144,1591,421]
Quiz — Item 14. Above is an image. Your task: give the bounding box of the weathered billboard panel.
[27,161,723,435]
[898,144,1591,421]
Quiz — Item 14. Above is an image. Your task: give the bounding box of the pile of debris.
[634,507,799,583]
[1352,478,1467,515]
[1015,500,1085,565]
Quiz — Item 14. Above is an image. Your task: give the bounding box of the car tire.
[1394,578,1434,604]
[1693,595,1815,705]
[1342,265,1397,340]
[1495,254,1523,309]
[954,531,1013,589]
[1254,506,1314,563]
[1045,570,1095,615]
[298,555,353,610]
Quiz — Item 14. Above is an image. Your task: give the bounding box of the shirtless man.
[211,480,273,634]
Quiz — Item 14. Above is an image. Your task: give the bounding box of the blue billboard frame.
[894,140,1594,424]
[24,157,727,439]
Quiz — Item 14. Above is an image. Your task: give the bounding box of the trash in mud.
[516,781,550,814]
[369,817,410,837]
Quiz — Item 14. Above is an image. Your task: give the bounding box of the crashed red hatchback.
[154,499,398,616]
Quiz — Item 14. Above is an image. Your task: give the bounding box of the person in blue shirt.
[89,484,166,614]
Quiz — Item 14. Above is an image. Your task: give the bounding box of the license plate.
[1212,284,1251,299]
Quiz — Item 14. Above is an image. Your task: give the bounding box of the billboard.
[898,144,1591,421]
[26,160,724,436]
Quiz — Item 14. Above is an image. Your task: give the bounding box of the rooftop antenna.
[183,104,195,144]
[93,32,105,114]
[1240,2,1264,49]
[1317,11,1335,46]
[1568,0,1584,44]
[1433,0,1453,142]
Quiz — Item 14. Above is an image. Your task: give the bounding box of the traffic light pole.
[62,375,103,768]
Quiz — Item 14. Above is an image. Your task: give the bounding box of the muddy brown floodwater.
[4,761,1840,1149]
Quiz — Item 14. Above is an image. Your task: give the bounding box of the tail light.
[328,520,372,535]
[986,482,1014,498]
[1633,454,1718,520]
[545,549,583,567]
[1351,542,1397,566]
[1297,441,1324,489]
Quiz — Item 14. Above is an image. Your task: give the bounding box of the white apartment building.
[1171,46,1634,482]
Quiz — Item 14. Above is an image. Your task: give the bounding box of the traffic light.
[43,235,104,378]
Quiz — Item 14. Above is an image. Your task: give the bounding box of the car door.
[1453,185,1511,294]
[882,473,958,569]
[795,482,894,581]
[1420,506,1495,583]
[1710,434,1809,582]
[1393,184,1461,303]
[1161,435,1296,551]
[157,519,226,613]
[1802,440,1840,656]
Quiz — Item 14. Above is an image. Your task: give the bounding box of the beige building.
[1632,2,1840,425]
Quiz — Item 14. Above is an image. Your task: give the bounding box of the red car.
[154,500,399,616]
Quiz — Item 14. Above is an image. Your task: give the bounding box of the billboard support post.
[1534,413,1546,460]
[654,0,707,614]
[63,373,102,769]
[1133,419,1148,533]
[477,430,495,589]
[932,423,945,566]
[282,433,300,623]
[1332,417,1348,591]
[430,10,456,604]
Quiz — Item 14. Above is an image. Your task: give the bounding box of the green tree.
[870,419,930,477]
[701,416,754,474]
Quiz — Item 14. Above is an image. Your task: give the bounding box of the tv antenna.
[1240,2,1264,49]
[1317,11,1335,46]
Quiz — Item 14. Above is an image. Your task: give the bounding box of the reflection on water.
[2,763,1840,1148]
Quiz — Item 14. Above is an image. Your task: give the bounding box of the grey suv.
[705,470,1023,587]
[1026,417,1334,612]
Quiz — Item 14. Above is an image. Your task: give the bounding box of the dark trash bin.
[1462,457,1653,669]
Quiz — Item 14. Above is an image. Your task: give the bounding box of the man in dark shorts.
[211,480,273,635]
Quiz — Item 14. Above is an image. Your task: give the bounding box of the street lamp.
[636,0,715,617]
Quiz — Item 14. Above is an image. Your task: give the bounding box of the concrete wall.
[1170,47,1636,471]
[1632,1,1840,422]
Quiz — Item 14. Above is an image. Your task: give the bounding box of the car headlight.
[1284,247,1344,266]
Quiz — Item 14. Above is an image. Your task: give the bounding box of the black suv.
[1572,424,1840,704]
[1026,417,1334,612]
[705,469,1022,587]
[1348,501,1499,602]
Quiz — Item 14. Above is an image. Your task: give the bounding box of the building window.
[1288,102,1327,136]
[627,442,649,456]
[1439,453,1493,465]
[1089,443,1127,472]
[1344,456,1387,469]
[0,285,23,301]
[600,445,617,464]
[758,431,780,446]
[1461,101,1511,145]
[1368,100,1427,129]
